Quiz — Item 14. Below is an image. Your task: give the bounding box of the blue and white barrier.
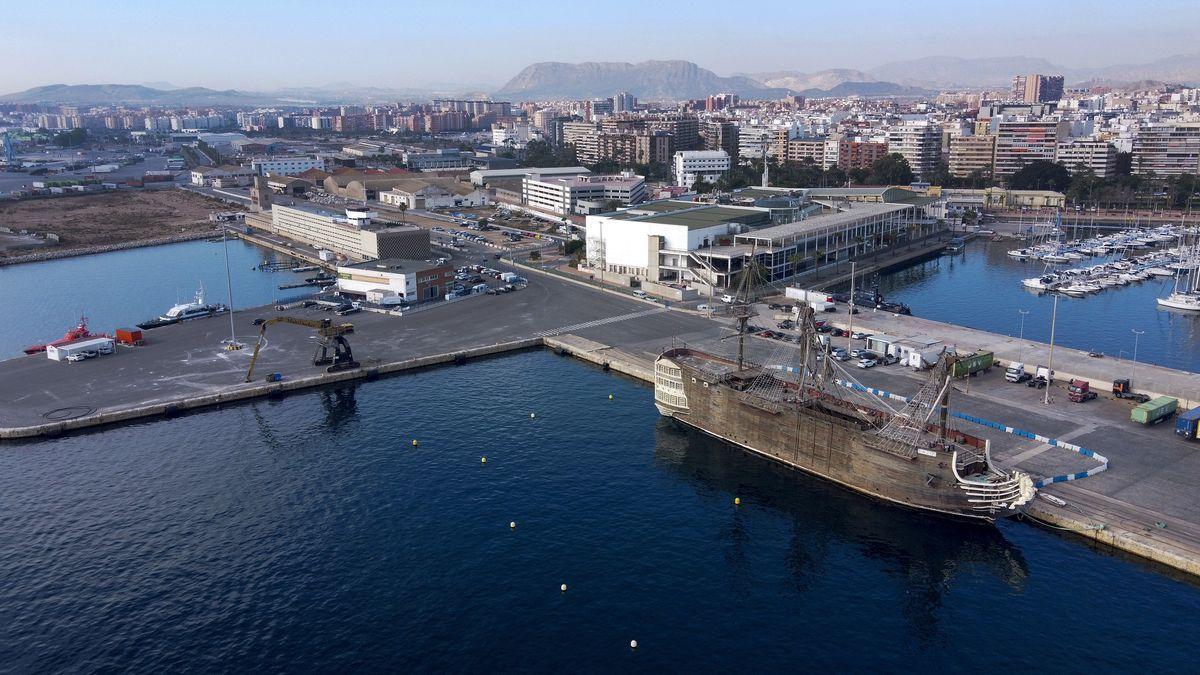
[768,367,1109,487]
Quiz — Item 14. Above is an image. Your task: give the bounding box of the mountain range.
[3,54,1198,106]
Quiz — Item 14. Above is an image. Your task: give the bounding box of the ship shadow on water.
[651,416,1029,643]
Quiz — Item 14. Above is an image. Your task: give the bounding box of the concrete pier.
[4,260,1200,578]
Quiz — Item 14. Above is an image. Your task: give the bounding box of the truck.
[1131,396,1178,426]
[785,287,832,304]
[1005,362,1030,383]
[950,351,993,378]
[1027,365,1053,389]
[1067,379,1097,402]
[1112,378,1151,403]
[1177,406,1200,440]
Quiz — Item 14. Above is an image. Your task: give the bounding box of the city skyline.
[3,0,1199,93]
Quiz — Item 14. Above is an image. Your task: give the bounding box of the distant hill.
[867,53,1200,88]
[0,84,279,106]
[868,56,1062,89]
[493,60,787,100]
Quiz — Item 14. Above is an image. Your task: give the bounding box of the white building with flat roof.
[673,150,731,189]
[523,172,647,216]
[250,156,323,177]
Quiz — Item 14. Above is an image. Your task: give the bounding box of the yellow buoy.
[481,456,487,464]
[560,583,567,592]
[608,394,614,400]
[530,412,536,419]
[734,497,741,505]
[509,521,517,529]
[412,439,418,447]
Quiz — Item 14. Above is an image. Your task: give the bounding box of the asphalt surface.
[3,238,1200,542]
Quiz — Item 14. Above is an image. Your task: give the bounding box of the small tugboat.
[24,315,105,354]
[137,284,228,330]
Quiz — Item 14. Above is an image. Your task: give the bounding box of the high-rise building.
[993,120,1067,177]
[836,139,888,171]
[647,115,700,151]
[784,139,825,165]
[562,121,601,163]
[1011,74,1065,103]
[614,91,637,113]
[1132,123,1200,176]
[886,120,942,179]
[702,120,739,161]
[1055,139,1118,177]
[948,135,996,178]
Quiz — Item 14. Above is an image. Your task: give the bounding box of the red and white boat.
[24,316,106,355]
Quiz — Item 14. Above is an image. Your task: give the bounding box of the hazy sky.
[3,0,1197,92]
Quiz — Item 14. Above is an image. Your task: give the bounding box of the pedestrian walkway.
[534,308,667,338]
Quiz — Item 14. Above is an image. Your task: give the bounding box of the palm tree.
[811,248,826,280]
[397,201,408,223]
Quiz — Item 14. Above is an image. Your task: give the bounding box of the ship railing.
[950,449,1036,511]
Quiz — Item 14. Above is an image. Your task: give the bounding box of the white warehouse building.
[673,150,731,189]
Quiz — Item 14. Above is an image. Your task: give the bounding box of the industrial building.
[250,156,324,177]
[378,177,489,210]
[522,172,647,216]
[266,204,430,261]
[469,166,590,187]
[335,258,454,303]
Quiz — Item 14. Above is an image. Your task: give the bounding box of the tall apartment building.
[948,135,997,178]
[434,99,512,117]
[886,121,942,179]
[993,120,1067,177]
[562,121,601,163]
[785,139,825,165]
[1010,74,1065,103]
[614,91,637,113]
[739,126,777,160]
[1132,123,1200,176]
[703,120,739,161]
[673,150,731,188]
[836,139,888,171]
[647,115,701,151]
[1055,139,1118,177]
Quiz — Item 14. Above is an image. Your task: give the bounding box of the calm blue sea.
[869,240,1200,373]
[2,351,1198,672]
[0,239,305,357]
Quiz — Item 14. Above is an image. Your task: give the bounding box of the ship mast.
[730,244,763,371]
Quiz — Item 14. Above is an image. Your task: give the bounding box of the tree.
[1113,152,1133,177]
[53,128,87,148]
[522,139,576,168]
[528,250,541,261]
[1166,173,1199,210]
[691,176,713,194]
[396,202,408,222]
[848,167,870,185]
[866,153,913,186]
[1066,167,1104,205]
[1008,160,1071,192]
[925,161,954,187]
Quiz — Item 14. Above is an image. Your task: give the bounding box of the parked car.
[850,348,866,358]
[633,290,648,299]
[850,331,870,340]
[696,303,711,312]
[881,354,900,365]
[66,352,89,363]
[857,358,878,369]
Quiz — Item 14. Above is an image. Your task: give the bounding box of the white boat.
[1146,267,1175,277]
[1157,293,1200,311]
[137,284,229,329]
[1008,249,1032,260]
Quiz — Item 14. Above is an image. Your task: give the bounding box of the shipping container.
[1176,406,1200,440]
[115,327,144,345]
[1131,396,1178,426]
[950,351,994,378]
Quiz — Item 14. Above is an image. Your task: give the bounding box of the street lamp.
[1044,294,1059,406]
[1017,309,1029,362]
[1132,329,1145,364]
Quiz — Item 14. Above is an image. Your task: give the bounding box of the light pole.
[1044,294,1059,406]
[1132,329,1145,364]
[1017,309,1029,362]
[221,226,242,351]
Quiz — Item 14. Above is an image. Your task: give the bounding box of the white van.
[721,294,736,303]
[633,290,648,299]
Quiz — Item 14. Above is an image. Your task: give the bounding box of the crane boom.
[244,316,359,382]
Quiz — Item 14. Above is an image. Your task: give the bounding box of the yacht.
[137,285,229,330]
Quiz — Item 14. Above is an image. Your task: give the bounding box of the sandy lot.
[0,189,238,258]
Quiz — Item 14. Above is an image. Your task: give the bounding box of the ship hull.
[654,352,1032,522]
